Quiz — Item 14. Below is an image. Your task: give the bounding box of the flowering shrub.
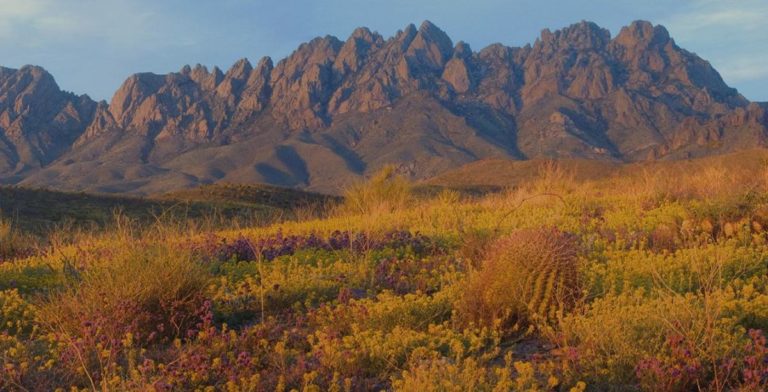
[740,329,768,390]
[584,243,768,298]
[6,164,768,389]
[634,329,768,391]
[0,289,36,337]
[35,246,210,387]
[309,290,456,335]
[211,258,371,325]
[191,229,439,262]
[635,334,708,391]
[392,351,584,392]
[373,255,463,295]
[308,323,499,388]
[0,290,59,390]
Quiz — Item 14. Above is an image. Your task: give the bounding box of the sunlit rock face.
[3,20,767,194]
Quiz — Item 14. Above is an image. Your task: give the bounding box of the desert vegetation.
[4,160,768,391]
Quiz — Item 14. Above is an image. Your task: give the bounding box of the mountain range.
[0,20,766,194]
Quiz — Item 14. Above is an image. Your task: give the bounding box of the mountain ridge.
[0,19,766,194]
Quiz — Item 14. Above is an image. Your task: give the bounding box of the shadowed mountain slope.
[0,20,766,194]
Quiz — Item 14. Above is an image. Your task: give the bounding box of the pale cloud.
[0,0,180,49]
[0,0,47,40]
[0,0,46,18]
[671,6,764,33]
[718,58,768,83]
[661,0,768,39]
[661,0,768,84]
[0,0,198,98]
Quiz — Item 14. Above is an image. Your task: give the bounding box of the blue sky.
[1,0,766,101]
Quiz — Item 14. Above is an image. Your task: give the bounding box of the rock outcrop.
[0,65,96,175]
[0,20,766,194]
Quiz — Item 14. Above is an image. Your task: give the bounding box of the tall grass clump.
[341,165,412,215]
[0,218,34,261]
[532,160,576,194]
[456,227,581,334]
[36,245,210,386]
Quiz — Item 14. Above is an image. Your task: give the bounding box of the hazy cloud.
[0,0,182,48]
[661,0,768,89]
[667,0,766,33]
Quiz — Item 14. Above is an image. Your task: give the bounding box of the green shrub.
[556,290,747,389]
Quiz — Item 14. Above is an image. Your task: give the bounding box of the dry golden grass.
[339,165,413,216]
[36,245,210,387]
[8,150,768,390]
[0,217,36,261]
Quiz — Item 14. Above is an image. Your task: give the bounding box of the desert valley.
[2,6,768,391]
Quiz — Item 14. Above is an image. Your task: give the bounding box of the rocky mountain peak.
[418,20,449,38]
[216,58,254,101]
[0,65,61,115]
[395,23,419,50]
[348,26,380,44]
[405,20,454,71]
[225,58,253,80]
[189,64,223,90]
[235,56,274,114]
[453,41,472,59]
[269,36,343,129]
[108,72,165,126]
[609,20,744,109]
[614,20,671,49]
[0,65,97,171]
[536,20,611,54]
[2,20,766,194]
[335,27,383,74]
[255,56,273,70]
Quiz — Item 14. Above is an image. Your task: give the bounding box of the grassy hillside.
[158,183,340,210]
[427,148,768,189]
[425,158,620,189]
[5,152,768,390]
[0,184,338,234]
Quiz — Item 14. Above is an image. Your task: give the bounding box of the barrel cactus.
[457,227,580,334]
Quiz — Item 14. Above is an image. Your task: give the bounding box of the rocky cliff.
[1,20,766,194]
[0,66,96,178]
